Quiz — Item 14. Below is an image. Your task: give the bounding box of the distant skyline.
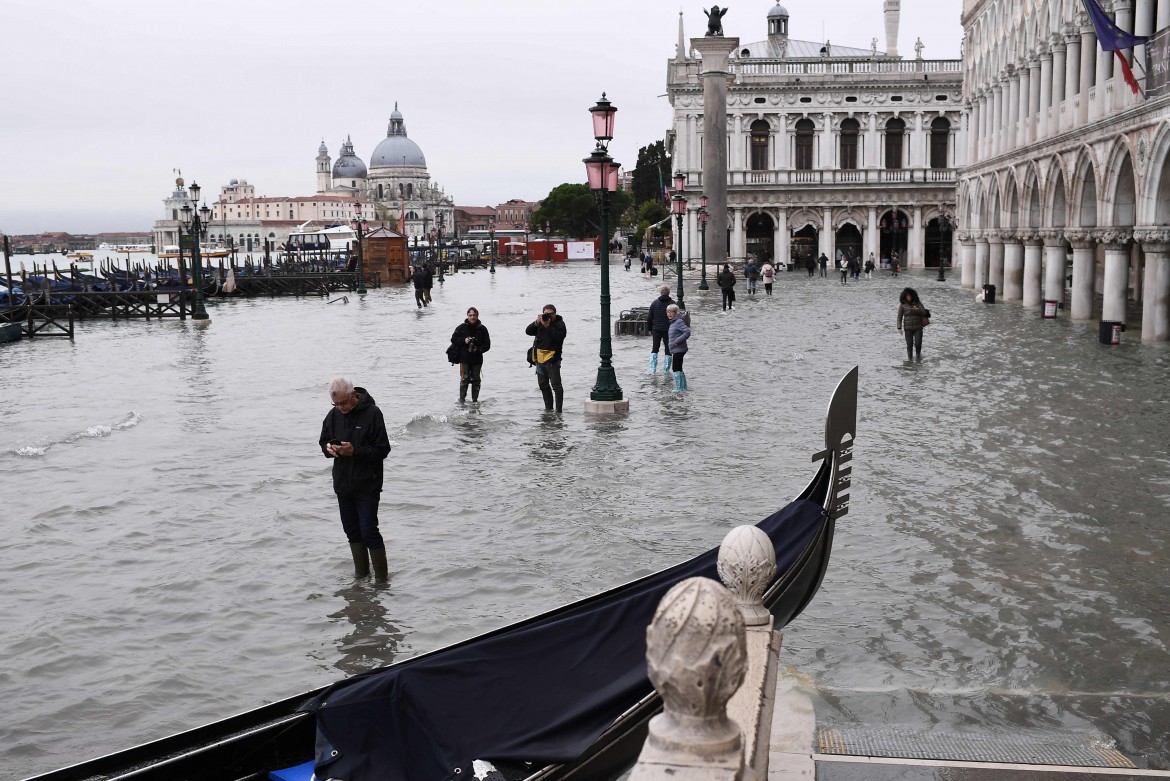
[0,0,963,234]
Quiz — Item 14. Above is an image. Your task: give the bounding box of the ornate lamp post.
[436,212,445,281]
[671,171,687,311]
[545,220,551,264]
[351,201,367,295]
[523,225,530,267]
[698,197,710,290]
[584,92,625,408]
[178,181,212,322]
[937,204,954,282]
[488,218,496,274]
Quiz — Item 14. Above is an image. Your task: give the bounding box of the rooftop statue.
[704,5,728,36]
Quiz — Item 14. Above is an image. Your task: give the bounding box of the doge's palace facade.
[958,0,1170,340]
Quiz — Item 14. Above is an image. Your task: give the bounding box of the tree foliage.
[630,140,672,208]
[532,183,631,239]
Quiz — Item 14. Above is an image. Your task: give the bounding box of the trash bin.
[982,284,996,303]
[786,262,795,272]
[1042,299,1058,318]
[1098,320,1122,345]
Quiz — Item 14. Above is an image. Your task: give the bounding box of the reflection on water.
[1,264,1168,777]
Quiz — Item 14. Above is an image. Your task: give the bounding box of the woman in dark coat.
[896,287,928,361]
[716,264,737,311]
[451,307,491,401]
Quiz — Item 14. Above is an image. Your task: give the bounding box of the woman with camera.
[451,307,491,402]
[525,304,568,413]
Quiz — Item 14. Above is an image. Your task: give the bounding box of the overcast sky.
[1,0,962,235]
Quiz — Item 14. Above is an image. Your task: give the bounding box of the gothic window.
[377,184,383,199]
[750,120,770,171]
[884,117,906,169]
[839,118,860,170]
[407,183,413,198]
[930,117,951,169]
[399,183,404,197]
[794,118,815,170]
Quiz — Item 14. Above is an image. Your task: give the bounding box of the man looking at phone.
[525,303,567,413]
[319,377,392,581]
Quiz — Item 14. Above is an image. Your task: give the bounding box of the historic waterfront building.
[958,0,1170,340]
[666,2,964,269]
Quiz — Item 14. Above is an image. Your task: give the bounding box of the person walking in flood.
[744,256,760,296]
[817,252,828,277]
[667,304,690,392]
[423,264,434,303]
[761,259,775,295]
[838,254,849,285]
[646,284,675,375]
[896,287,929,362]
[319,377,392,581]
[410,265,428,308]
[717,263,737,310]
[450,306,491,402]
[526,303,568,413]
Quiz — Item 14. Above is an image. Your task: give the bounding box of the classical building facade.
[958,0,1170,340]
[667,2,964,268]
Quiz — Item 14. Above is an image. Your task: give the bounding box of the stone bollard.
[718,526,784,781]
[628,577,747,781]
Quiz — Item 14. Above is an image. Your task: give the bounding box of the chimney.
[884,0,901,58]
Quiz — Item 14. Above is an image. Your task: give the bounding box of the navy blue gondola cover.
[304,498,826,781]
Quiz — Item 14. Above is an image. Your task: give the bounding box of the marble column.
[1007,68,1020,151]
[731,208,745,262]
[1099,231,1131,323]
[1095,31,1113,119]
[1135,0,1154,67]
[1028,57,1042,144]
[1022,233,1044,306]
[967,101,979,164]
[821,113,834,170]
[1134,228,1170,340]
[821,207,833,258]
[1066,230,1097,320]
[867,206,879,260]
[1051,38,1067,132]
[990,84,1003,157]
[1063,31,1080,133]
[1018,60,1032,147]
[1039,49,1054,138]
[911,205,923,267]
[776,209,790,267]
[975,233,990,288]
[1079,25,1096,125]
[960,233,977,289]
[1003,235,1025,300]
[988,231,1005,292]
[1160,0,1170,30]
[1042,231,1068,305]
[732,115,744,172]
[693,34,739,274]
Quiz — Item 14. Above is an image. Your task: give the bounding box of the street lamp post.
[178,181,211,322]
[545,220,551,265]
[937,204,953,282]
[584,92,625,409]
[436,212,445,281]
[671,171,687,311]
[523,226,530,267]
[352,201,367,295]
[698,197,710,290]
[488,219,496,274]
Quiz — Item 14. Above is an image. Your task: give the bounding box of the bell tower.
[316,140,331,194]
[884,0,901,58]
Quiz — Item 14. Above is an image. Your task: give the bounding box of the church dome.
[333,136,367,179]
[768,2,789,17]
[370,104,426,168]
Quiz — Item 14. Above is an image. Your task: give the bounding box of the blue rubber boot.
[663,354,673,373]
[648,352,658,374]
[673,371,684,392]
[679,371,688,391]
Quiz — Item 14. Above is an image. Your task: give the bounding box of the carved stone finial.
[717,526,776,626]
[644,577,746,756]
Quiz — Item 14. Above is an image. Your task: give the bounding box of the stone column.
[959,232,977,289]
[1003,234,1025,300]
[1022,233,1044,306]
[1064,30,1080,132]
[1066,230,1098,320]
[867,206,879,260]
[1099,230,1131,324]
[1079,24,1096,125]
[732,114,745,172]
[989,88,1002,157]
[1051,38,1067,133]
[821,113,834,170]
[867,112,879,169]
[1028,57,1042,144]
[732,208,745,263]
[1042,230,1068,305]
[1135,0,1155,67]
[1039,48,1053,138]
[1007,68,1020,150]
[821,206,833,259]
[988,231,1005,292]
[776,121,790,169]
[693,34,740,275]
[910,205,923,267]
[1018,60,1032,147]
[1160,0,1170,30]
[776,209,789,268]
[968,100,980,163]
[1095,31,1113,119]
[1134,228,1170,340]
[975,233,990,288]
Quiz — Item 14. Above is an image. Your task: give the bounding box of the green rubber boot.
[369,547,389,582]
[349,543,370,579]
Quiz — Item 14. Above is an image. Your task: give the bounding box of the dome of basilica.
[332,136,367,179]
[370,104,426,168]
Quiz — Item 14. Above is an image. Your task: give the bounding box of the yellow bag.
[527,346,556,364]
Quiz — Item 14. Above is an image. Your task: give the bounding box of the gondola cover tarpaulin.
[304,498,827,781]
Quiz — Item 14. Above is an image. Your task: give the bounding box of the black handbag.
[446,343,461,364]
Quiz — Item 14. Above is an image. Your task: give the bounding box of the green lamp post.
[178,181,211,322]
[352,201,367,295]
[670,171,687,312]
[698,196,710,290]
[585,92,623,404]
[488,219,496,274]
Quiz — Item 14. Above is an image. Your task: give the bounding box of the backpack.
[763,266,773,278]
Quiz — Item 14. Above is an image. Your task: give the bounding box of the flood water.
[2,259,1168,777]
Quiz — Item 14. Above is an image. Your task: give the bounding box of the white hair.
[666,304,680,315]
[329,377,354,398]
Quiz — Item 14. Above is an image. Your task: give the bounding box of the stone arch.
[1046,158,1068,228]
[984,175,1002,228]
[1102,138,1138,227]
[1143,122,1170,225]
[1068,146,1100,228]
[1020,163,1043,229]
[788,209,822,232]
[1003,170,1021,230]
[963,178,984,229]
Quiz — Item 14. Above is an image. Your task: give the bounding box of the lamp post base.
[192,314,211,326]
[698,279,710,290]
[584,398,630,414]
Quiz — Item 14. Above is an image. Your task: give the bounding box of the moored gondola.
[23,367,857,781]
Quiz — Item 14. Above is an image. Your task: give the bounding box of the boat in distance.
[23,367,858,781]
